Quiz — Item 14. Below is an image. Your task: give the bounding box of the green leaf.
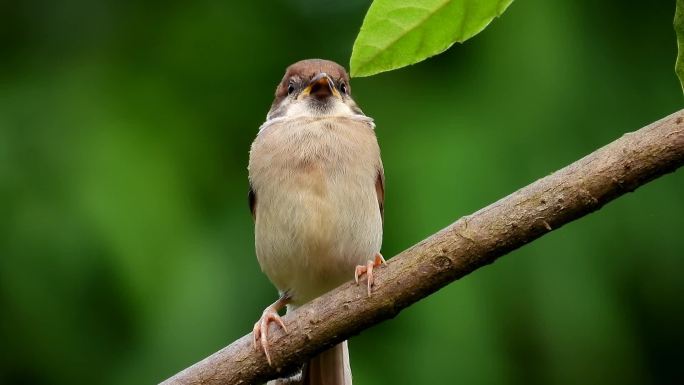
[675,0,684,93]
[350,0,514,77]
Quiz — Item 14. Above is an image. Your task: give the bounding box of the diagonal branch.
[160,109,684,385]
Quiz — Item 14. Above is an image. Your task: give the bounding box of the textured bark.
[160,109,684,385]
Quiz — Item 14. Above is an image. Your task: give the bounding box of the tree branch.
[160,109,684,385]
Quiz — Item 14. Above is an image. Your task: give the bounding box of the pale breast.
[248,116,383,305]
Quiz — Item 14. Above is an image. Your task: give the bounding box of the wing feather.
[248,184,257,221]
[375,168,384,224]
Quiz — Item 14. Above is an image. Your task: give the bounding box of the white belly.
[249,117,383,305]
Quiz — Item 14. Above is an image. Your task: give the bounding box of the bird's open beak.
[301,73,340,99]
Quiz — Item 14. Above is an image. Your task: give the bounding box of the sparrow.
[248,59,385,385]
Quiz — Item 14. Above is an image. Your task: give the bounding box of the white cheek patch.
[283,101,313,119]
[259,99,374,132]
[284,98,355,119]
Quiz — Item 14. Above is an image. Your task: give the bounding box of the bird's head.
[266,59,364,121]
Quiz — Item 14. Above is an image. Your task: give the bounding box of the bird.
[248,59,385,385]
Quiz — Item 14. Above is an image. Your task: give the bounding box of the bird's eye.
[287,84,295,95]
[339,82,347,95]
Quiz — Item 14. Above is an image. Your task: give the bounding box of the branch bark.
[161,109,684,385]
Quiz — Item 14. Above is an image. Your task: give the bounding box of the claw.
[252,322,260,349]
[355,252,385,297]
[252,294,290,366]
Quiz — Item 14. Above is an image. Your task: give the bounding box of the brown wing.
[375,168,385,225]
[248,184,256,221]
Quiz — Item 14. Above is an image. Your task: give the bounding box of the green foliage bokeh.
[1,1,682,384]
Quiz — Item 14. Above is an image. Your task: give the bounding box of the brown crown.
[274,59,351,99]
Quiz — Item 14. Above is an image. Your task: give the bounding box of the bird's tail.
[268,341,352,385]
[303,341,352,385]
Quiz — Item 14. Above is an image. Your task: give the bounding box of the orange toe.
[355,253,386,297]
[252,295,290,366]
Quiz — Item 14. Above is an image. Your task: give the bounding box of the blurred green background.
[1,0,682,384]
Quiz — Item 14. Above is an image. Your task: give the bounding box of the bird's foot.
[253,294,289,366]
[355,253,386,297]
